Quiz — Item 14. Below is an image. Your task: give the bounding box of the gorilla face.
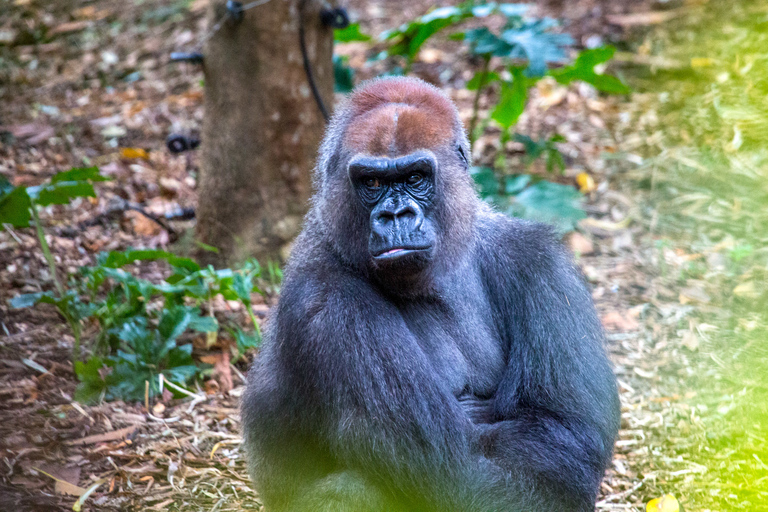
[348,150,438,275]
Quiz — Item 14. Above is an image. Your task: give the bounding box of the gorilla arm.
[474,219,620,512]
[242,268,505,512]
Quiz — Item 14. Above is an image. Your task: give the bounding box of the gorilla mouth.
[372,245,432,261]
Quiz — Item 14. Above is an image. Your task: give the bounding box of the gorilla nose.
[376,203,416,224]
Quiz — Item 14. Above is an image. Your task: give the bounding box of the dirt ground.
[3,0,761,511]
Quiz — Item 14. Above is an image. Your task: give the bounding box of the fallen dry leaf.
[607,10,684,27]
[576,172,597,193]
[646,494,680,512]
[566,232,595,256]
[601,311,641,332]
[65,425,138,446]
[119,147,149,160]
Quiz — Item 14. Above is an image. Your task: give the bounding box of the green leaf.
[0,174,14,195]
[582,73,631,94]
[466,70,500,90]
[500,21,572,76]
[0,186,32,228]
[334,54,355,93]
[231,325,261,356]
[194,240,219,254]
[9,292,46,309]
[117,317,152,346]
[32,181,96,206]
[50,166,107,183]
[99,248,201,273]
[511,180,585,233]
[504,174,531,195]
[491,68,528,129]
[74,357,110,404]
[189,314,218,333]
[470,166,500,198]
[550,45,630,94]
[158,306,192,342]
[381,5,468,61]
[334,23,371,42]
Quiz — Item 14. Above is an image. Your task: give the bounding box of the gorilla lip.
[373,246,431,261]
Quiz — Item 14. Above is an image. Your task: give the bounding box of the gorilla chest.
[399,300,505,397]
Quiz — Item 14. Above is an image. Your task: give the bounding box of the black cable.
[299,0,330,122]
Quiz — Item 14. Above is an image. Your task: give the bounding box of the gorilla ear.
[457,144,469,167]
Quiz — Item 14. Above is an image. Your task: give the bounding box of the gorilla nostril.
[376,211,395,224]
[394,205,416,219]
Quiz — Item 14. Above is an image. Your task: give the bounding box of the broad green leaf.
[100,248,200,273]
[504,174,531,195]
[0,174,14,195]
[550,45,630,94]
[50,166,107,183]
[334,54,355,93]
[117,318,152,346]
[0,186,32,228]
[491,68,528,129]
[231,325,261,356]
[511,180,585,233]
[158,306,192,342]
[189,314,219,333]
[231,273,254,303]
[9,292,46,309]
[582,73,631,94]
[466,70,500,90]
[470,166,500,198]
[572,45,615,68]
[32,181,96,206]
[500,22,572,76]
[334,23,371,42]
[464,28,508,56]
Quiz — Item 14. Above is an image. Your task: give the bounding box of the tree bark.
[196,0,333,266]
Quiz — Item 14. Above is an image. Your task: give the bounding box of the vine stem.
[469,56,491,146]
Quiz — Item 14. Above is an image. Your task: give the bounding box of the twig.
[160,374,204,399]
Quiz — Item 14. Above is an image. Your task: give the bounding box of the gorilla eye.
[364,177,381,189]
[406,173,424,185]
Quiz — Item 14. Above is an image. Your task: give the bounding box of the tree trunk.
[196,0,333,266]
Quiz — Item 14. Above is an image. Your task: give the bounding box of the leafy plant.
[470,166,585,234]
[11,246,266,403]
[333,54,355,93]
[74,310,202,403]
[550,45,630,94]
[514,133,566,173]
[333,22,371,93]
[334,23,371,43]
[379,2,534,73]
[1,167,108,361]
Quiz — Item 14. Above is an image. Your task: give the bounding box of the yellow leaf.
[119,147,149,160]
[647,494,680,512]
[576,172,596,193]
[733,281,760,299]
[691,57,714,68]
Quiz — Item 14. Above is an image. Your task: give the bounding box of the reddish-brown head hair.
[344,78,458,156]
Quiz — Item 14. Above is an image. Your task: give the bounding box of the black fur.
[241,77,619,512]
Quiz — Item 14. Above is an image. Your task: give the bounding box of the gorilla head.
[314,78,477,292]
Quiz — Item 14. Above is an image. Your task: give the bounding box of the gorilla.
[241,77,619,512]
